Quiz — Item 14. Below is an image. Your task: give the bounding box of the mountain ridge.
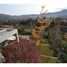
[0,9,67,21]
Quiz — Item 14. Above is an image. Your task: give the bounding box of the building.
[0,28,19,44]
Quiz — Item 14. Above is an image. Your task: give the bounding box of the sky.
[0,0,67,15]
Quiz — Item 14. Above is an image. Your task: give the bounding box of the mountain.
[0,14,39,21]
[0,14,13,21]
[45,9,67,18]
[13,14,39,19]
[0,9,67,21]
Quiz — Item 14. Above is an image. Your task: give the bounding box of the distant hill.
[0,14,13,21]
[45,9,67,18]
[0,14,39,21]
[0,9,67,21]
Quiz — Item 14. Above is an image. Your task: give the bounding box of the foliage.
[48,18,67,62]
[2,39,41,63]
[51,37,67,62]
[18,18,37,26]
[59,52,67,63]
[38,44,53,56]
[18,26,25,33]
[48,20,56,28]
[18,26,31,35]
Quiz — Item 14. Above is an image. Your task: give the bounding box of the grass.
[41,56,57,63]
[38,43,58,63]
[38,44,53,56]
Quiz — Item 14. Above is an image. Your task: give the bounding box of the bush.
[48,20,56,28]
[59,52,67,63]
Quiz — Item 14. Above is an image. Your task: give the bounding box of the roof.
[0,28,18,43]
